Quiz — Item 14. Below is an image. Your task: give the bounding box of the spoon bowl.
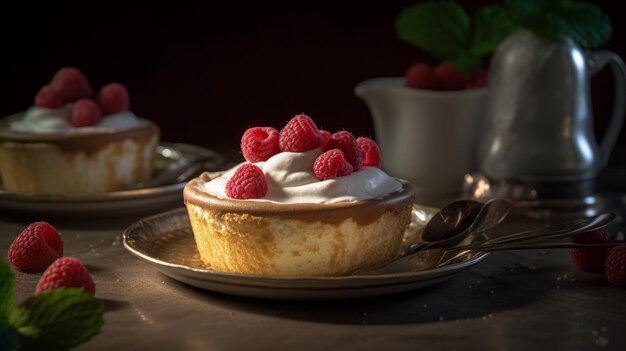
[404,198,512,255]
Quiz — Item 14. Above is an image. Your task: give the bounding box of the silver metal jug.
[477,30,626,182]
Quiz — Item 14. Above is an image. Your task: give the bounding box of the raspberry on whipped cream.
[202,149,401,203]
[200,114,400,203]
[15,67,142,131]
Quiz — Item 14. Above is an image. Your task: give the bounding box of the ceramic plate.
[0,142,224,217]
[123,206,489,300]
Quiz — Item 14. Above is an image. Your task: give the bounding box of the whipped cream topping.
[200,149,403,204]
[9,105,147,133]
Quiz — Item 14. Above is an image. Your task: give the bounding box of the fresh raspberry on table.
[241,127,281,162]
[313,149,354,180]
[226,163,268,199]
[357,137,381,168]
[71,99,103,127]
[97,82,130,115]
[51,67,93,103]
[605,245,626,286]
[8,222,63,272]
[433,62,465,90]
[36,257,96,295]
[278,114,324,152]
[323,131,363,171]
[35,85,64,108]
[570,230,611,272]
[405,63,438,90]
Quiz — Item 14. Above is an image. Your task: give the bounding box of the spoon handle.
[458,241,620,252]
[437,242,621,267]
[481,213,616,245]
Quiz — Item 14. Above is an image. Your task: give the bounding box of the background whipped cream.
[200,149,403,203]
[9,105,147,133]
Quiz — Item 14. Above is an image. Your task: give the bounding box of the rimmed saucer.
[123,205,488,300]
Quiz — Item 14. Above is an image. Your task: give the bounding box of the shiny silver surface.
[123,206,489,300]
[404,198,512,256]
[0,142,224,217]
[360,210,614,275]
[435,212,617,267]
[478,29,626,181]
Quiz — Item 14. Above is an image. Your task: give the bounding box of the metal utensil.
[353,212,617,276]
[434,212,617,267]
[403,198,512,255]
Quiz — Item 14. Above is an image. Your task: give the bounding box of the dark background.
[1,0,624,153]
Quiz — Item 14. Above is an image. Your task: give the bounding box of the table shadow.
[165,263,561,325]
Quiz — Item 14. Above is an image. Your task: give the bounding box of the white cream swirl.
[200,149,403,204]
[9,105,147,133]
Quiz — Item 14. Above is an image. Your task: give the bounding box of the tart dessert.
[184,114,415,276]
[0,67,160,195]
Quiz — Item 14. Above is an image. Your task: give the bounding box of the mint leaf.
[472,4,515,55]
[0,260,13,324]
[505,0,545,30]
[10,288,104,350]
[505,0,611,48]
[551,1,611,49]
[396,1,471,61]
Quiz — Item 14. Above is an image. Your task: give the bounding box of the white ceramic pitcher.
[355,78,487,205]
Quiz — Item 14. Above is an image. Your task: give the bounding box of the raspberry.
[241,127,280,162]
[465,69,488,89]
[97,82,130,115]
[36,257,95,295]
[226,163,267,199]
[357,137,381,168]
[71,99,103,127]
[323,131,363,171]
[605,245,626,286]
[278,114,323,152]
[320,130,332,149]
[51,67,93,103]
[8,222,63,272]
[405,63,438,90]
[35,85,64,108]
[570,230,611,272]
[313,149,354,180]
[433,61,465,90]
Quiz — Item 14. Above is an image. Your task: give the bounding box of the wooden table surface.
[1,147,625,351]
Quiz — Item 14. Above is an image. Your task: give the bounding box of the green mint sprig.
[0,260,104,351]
[395,1,514,73]
[395,0,611,72]
[505,0,611,49]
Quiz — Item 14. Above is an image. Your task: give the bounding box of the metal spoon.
[434,212,618,267]
[403,198,512,255]
[353,198,511,275]
[352,212,617,276]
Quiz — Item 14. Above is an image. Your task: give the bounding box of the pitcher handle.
[588,51,626,167]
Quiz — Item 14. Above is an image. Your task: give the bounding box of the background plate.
[123,206,488,300]
[0,142,224,218]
